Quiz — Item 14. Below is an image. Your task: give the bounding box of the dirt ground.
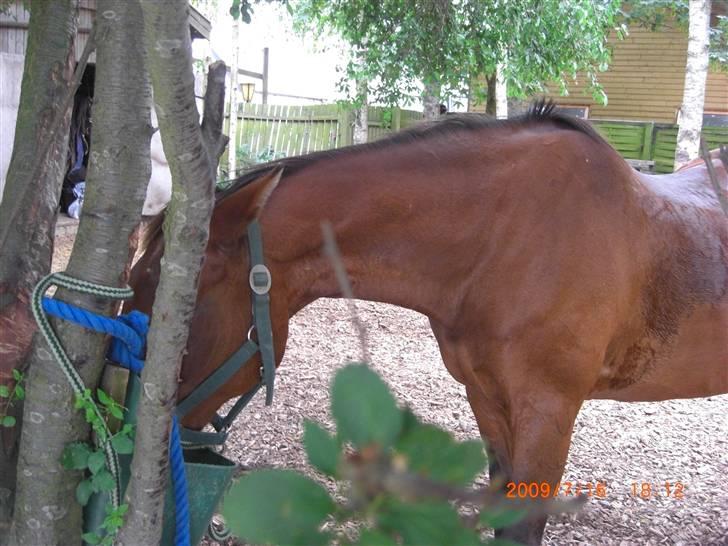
[53,222,728,546]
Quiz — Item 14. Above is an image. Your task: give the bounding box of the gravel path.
[222,299,727,546]
[52,224,728,546]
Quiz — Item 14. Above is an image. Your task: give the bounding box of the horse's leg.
[466,379,585,545]
[430,319,506,485]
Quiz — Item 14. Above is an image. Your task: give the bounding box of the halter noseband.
[175,220,276,446]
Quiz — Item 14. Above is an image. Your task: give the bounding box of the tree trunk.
[9,0,152,543]
[116,0,217,543]
[0,0,77,535]
[495,63,508,119]
[422,79,441,120]
[200,61,230,169]
[674,0,711,170]
[228,18,240,177]
[353,77,368,144]
[485,73,497,116]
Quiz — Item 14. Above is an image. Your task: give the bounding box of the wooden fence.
[228,104,728,174]
[591,121,728,173]
[231,104,422,160]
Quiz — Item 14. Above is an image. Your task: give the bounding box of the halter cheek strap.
[175,220,276,446]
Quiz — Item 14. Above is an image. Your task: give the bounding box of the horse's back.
[589,159,728,401]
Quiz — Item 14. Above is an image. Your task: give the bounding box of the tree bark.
[353,77,368,144]
[200,61,230,170]
[495,63,508,119]
[116,1,217,543]
[0,0,77,535]
[9,1,152,543]
[485,73,497,116]
[422,79,441,120]
[228,18,240,177]
[674,0,711,170]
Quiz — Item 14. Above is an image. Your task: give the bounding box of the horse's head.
[128,168,287,432]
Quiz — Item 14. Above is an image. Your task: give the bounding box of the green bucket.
[84,370,236,546]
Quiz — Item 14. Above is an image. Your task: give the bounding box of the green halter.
[176,219,276,445]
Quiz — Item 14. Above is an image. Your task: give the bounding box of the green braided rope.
[31,272,135,508]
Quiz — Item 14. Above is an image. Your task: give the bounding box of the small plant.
[220,363,539,546]
[61,388,135,545]
[217,144,286,188]
[0,369,25,428]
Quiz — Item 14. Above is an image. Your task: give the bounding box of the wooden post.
[392,107,401,132]
[641,122,655,161]
[337,107,353,148]
[262,47,269,105]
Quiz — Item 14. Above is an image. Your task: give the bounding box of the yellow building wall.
[470,25,728,122]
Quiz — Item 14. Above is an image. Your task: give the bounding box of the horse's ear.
[210,168,283,240]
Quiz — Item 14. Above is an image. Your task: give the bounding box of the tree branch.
[200,60,229,171]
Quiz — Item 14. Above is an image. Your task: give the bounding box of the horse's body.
[129,105,728,544]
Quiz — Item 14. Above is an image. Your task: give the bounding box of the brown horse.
[128,103,728,544]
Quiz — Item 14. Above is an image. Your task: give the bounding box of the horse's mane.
[140,99,608,251]
[217,99,607,199]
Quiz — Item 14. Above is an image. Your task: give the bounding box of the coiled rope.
[33,272,190,546]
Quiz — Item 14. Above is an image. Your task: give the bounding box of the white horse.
[142,109,173,216]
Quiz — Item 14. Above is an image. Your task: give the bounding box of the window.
[703,112,728,127]
[553,105,589,119]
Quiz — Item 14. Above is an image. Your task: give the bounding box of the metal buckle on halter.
[249,264,272,295]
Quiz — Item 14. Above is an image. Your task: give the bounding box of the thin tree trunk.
[228,18,240,177]
[495,63,508,119]
[116,0,217,543]
[9,1,152,543]
[422,79,441,120]
[0,0,77,535]
[353,77,368,144]
[674,0,711,170]
[200,61,230,169]
[485,73,497,116]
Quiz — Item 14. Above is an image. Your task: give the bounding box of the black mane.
[216,99,608,201]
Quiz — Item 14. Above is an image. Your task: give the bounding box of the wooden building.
[0,0,211,200]
[541,23,728,124]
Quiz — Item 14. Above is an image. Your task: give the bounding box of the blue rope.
[42,297,190,546]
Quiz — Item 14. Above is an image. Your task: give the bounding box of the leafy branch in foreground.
[221,363,580,545]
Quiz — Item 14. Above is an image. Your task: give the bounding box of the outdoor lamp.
[240,82,255,103]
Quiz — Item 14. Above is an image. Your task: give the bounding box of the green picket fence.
[231,104,423,161]
[593,120,728,173]
[228,104,728,174]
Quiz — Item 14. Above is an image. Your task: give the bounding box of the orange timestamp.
[630,481,685,499]
[506,481,608,499]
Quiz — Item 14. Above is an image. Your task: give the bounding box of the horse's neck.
[261,154,464,324]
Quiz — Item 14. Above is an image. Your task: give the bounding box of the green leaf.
[331,364,402,449]
[221,469,335,546]
[1,416,16,427]
[355,529,398,546]
[12,369,22,381]
[97,389,111,406]
[91,470,115,493]
[62,442,92,470]
[87,450,106,475]
[14,384,25,400]
[479,506,528,530]
[108,405,124,420]
[377,499,480,546]
[303,421,339,476]
[0,385,9,398]
[396,423,486,486]
[111,433,134,455]
[76,480,94,506]
[81,532,101,545]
